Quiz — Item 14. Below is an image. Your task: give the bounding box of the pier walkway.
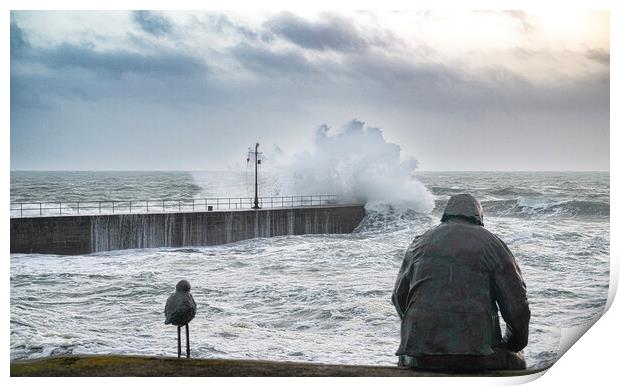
[10,195,340,218]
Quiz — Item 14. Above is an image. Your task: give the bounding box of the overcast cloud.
[10,10,609,171]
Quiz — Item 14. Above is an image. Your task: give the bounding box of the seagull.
[164,279,197,358]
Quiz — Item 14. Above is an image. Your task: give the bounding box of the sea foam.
[273,119,435,213]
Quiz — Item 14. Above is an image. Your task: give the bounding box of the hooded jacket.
[392,194,530,356]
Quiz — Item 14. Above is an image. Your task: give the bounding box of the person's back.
[392,193,530,371]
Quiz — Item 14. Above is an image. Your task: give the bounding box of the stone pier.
[10,205,366,255]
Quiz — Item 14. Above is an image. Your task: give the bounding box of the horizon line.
[9,169,611,173]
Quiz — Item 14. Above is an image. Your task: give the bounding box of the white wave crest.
[273,120,435,213]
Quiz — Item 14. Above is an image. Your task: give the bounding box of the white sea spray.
[271,120,435,212]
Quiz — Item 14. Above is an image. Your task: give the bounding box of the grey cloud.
[349,53,461,86]
[231,42,316,76]
[266,12,370,52]
[11,61,220,115]
[208,14,259,41]
[586,49,610,66]
[23,43,207,77]
[336,46,608,117]
[10,73,52,112]
[10,11,609,171]
[133,11,173,36]
[227,34,608,118]
[316,123,330,138]
[510,46,609,71]
[10,22,29,56]
[11,20,206,78]
[11,24,210,112]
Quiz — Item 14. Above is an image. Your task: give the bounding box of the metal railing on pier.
[10,195,341,218]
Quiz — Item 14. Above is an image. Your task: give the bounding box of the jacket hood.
[440,193,484,226]
[176,279,191,292]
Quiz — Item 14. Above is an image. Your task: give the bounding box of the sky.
[9,10,609,171]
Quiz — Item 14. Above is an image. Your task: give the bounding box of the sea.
[9,170,610,369]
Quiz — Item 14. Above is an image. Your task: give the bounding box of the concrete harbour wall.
[10,205,365,255]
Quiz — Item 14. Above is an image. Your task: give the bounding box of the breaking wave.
[434,197,609,219]
[272,120,435,213]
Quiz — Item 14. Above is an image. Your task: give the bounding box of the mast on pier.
[247,143,262,209]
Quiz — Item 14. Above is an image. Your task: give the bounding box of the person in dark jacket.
[392,193,530,371]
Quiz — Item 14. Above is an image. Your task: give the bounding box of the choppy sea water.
[10,171,609,369]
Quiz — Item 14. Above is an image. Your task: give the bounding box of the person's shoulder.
[485,232,517,261]
[461,225,509,253]
[409,225,439,244]
[452,220,496,240]
[404,229,431,254]
[416,227,436,239]
[488,231,510,248]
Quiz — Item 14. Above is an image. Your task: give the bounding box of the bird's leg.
[177,325,181,358]
[186,324,190,359]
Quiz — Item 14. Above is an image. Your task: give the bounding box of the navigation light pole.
[252,142,260,209]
